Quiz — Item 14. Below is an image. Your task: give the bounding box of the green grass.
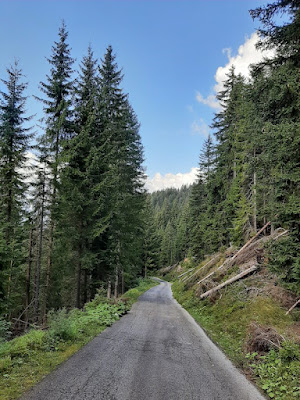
[172,280,300,400]
[123,278,158,307]
[0,278,157,400]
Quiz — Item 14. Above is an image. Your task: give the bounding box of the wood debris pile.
[246,322,284,353]
[190,222,289,300]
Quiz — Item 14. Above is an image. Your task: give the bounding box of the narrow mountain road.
[21,280,265,400]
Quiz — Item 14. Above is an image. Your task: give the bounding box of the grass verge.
[0,278,157,400]
[172,279,300,400]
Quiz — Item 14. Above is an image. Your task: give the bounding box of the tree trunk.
[263,195,267,235]
[35,180,45,323]
[76,222,84,308]
[83,269,88,305]
[76,259,81,308]
[43,218,54,322]
[25,223,34,328]
[107,280,111,299]
[253,170,257,232]
[271,223,275,235]
[43,133,59,321]
[7,250,14,320]
[121,269,125,295]
[114,267,119,299]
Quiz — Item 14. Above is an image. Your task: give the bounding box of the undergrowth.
[172,279,300,400]
[0,278,156,400]
[246,344,300,399]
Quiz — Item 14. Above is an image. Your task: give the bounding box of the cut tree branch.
[285,299,300,315]
[200,265,258,299]
[197,221,271,286]
[182,254,221,283]
[177,269,194,279]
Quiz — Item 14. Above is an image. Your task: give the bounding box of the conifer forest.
[0,23,146,327]
[0,0,299,337]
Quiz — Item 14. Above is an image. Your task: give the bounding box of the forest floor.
[159,251,300,400]
[0,278,157,400]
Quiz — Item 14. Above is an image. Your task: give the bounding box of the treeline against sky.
[151,1,300,294]
[0,22,148,327]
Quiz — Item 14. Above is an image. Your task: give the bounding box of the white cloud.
[19,152,39,184]
[191,119,210,137]
[196,92,221,111]
[145,167,199,193]
[196,32,276,110]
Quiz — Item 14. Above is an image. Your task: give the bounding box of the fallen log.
[160,263,178,275]
[273,229,288,241]
[177,268,194,279]
[227,221,271,267]
[197,221,271,286]
[200,265,258,299]
[182,254,221,283]
[285,299,300,315]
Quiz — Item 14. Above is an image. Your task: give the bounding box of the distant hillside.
[150,186,191,267]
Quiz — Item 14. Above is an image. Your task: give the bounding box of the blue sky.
[0,0,271,189]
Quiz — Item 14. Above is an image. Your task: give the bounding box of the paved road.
[21,281,265,400]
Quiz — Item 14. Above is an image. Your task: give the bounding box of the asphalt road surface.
[21,280,265,400]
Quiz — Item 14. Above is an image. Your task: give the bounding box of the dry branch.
[197,221,271,286]
[182,254,221,283]
[200,265,258,299]
[160,263,178,275]
[285,299,300,315]
[273,229,288,241]
[246,322,284,353]
[227,221,271,266]
[177,269,194,279]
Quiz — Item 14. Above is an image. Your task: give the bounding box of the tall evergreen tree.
[250,0,300,66]
[37,21,74,314]
[30,141,51,322]
[94,46,145,296]
[0,62,33,315]
[59,46,97,308]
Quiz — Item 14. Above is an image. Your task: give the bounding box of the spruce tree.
[95,46,145,296]
[250,0,300,66]
[59,46,97,307]
[29,140,52,322]
[37,21,74,314]
[0,62,33,315]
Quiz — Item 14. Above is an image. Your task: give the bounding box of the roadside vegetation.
[160,255,300,400]
[0,278,156,400]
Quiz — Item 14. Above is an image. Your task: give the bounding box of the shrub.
[0,319,11,343]
[47,309,78,342]
[279,341,300,362]
[0,356,12,372]
[248,348,300,399]
[85,287,107,309]
[267,233,300,295]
